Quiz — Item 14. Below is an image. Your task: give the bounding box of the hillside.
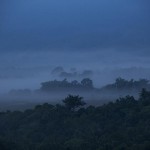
[0,89,150,150]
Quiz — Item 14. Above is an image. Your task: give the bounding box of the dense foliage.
[40,78,93,92]
[0,89,150,150]
[102,78,150,92]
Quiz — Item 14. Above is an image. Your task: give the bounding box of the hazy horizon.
[0,0,150,92]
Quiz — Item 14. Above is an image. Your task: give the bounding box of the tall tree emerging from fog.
[63,95,86,111]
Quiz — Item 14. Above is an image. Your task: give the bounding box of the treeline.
[8,78,150,95]
[40,78,94,91]
[0,89,150,149]
[41,77,150,92]
[102,77,150,92]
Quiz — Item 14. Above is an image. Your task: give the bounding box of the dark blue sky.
[0,0,150,72]
[0,0,150,51]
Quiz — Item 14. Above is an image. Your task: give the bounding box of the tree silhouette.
[139,88,150,105]
[81,78,93,88]
[63,95,86,111]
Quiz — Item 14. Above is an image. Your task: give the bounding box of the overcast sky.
[1,0,150,50]
[0,0,150,92]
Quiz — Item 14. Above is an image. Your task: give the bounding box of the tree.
[115,77,127,89]
[71,80,79,86]
[81,78,93,88]
[63,95,86,111]
[139,88,150,105]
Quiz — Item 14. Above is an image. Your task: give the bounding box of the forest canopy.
[0,89,150,150]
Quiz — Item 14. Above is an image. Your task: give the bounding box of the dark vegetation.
[0,89,150,149]
[8,77,150,97]
[40,77,150,92]
[101,78,150,92]
[40,78,94,91]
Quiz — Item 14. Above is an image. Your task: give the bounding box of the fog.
[1,50,150,93]
[0,69,149,111]
[0,86,140,111]
[0,0,150,110]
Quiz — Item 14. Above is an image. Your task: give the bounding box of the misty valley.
[0,77,150,149]
[1,0,150,149]
[0,82,150,149]
[0,77,150,111]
